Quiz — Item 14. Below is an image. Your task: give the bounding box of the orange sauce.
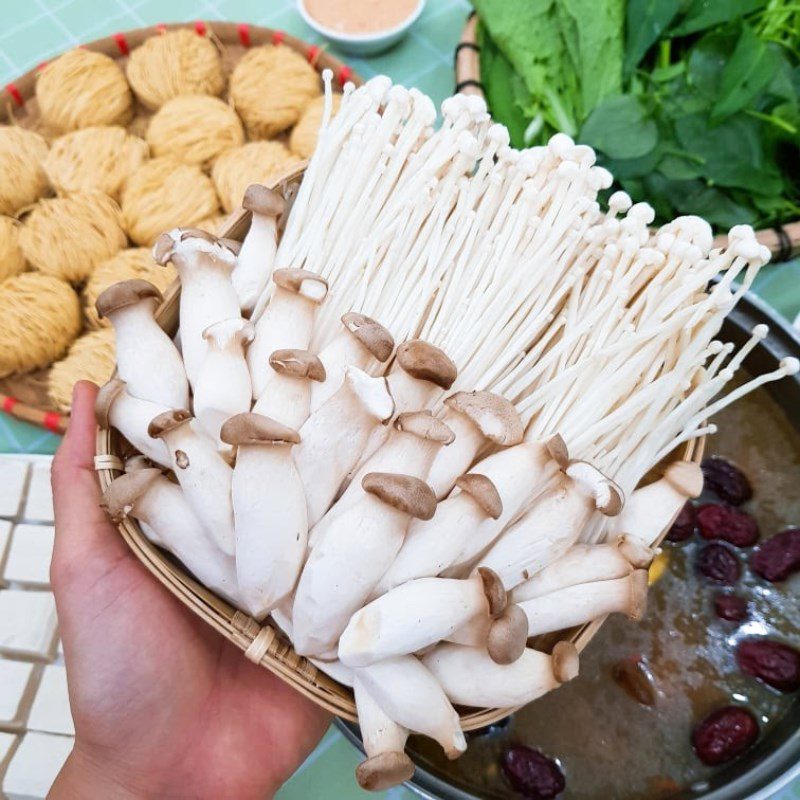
[304,0,419,34]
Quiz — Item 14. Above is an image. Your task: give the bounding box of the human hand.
[49,381,330,800]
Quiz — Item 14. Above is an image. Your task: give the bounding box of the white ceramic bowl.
[297,0,426,56]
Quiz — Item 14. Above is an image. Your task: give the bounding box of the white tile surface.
[0,591,57,660]
[0,462,27,519]
[23,467,53,524]
[0,660,34,726]
[3,732,73,799]
[4,526,55,588]
[26,666,73,736]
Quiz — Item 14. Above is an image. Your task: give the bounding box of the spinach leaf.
[625,0,682,77]
[580,94,658,158]
[670,0,766,37]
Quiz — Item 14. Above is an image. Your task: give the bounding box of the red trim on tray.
[42,412,61,433]
[194,20,207,37]
[5,83,23,107]
[307,44,321,65]
[35,61,49,73]
[2,397,18,413]
[156,23,167,34]
[237,23,251,47]
[337,65,353,85]
[112,32,130,56]
[272,30,286,46]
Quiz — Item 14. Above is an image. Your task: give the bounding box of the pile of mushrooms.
[96,75,798,792]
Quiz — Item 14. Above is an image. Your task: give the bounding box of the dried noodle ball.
[48,328,116,412]
[212,141,301,213]
[146,95,244,166]
[43,126,149,199]
[0,217,26,282]
[198,212,232,235]
[230,45,321,139]
[83,248,177,329]
[20,191,126,284]
[36,49,132,133]
[127,29,225,110]
[290,94,342,158]
[121,156,220,246]
[0,126,50,215]
[0,273,81,378]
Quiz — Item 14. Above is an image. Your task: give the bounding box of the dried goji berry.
[736,638,800,693]
[666,501,697,542]
[701,457,752,505]
[502,745,565,799]
[750,529,800,582]
[697,543,741,584]
[697,504,759,547]
[714,593,749,622]
[692,706,759,766]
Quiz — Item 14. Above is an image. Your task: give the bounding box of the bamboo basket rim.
[455,12,800,261]
[0,20,361,435]
[95,161,706,731]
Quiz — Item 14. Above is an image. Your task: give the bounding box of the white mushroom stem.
[103,469,239,605]
[422,641,579,708]
[220,413,307,620]
[356,656,467,760]
[147,411,235,556]
[295,367,395,526]
[511,535,654,603]
[609,461,704,546]
[519,570,649,637]
[339,568,506,668]
[193,318,254,447]
[153,229,240,391]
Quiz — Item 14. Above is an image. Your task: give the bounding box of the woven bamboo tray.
[0,21,361,435]
[456,13,800,261]
[95,162,706,731]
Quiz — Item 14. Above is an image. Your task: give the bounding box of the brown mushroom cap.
[341,312,394,362]
[361,472,437,520]
[269,349,326,382]
[616,534,654,569]
[566,459,625,515]
[487,604,528,665]
[218,237,242,256]
[272,268,328,301]
[355,752,415,792]
[95,279,162,319]
[551,641,580,684]
[477,566,507,618]
[147,409,192,439]
[219,412,300,447]
[455,473,503,519]
[395,340,457,390]
[395,411,454,444]
[545,433,570,469]
[95,378,127,429]
[242,183,286,218]
[152,228,217,265]
[102,469,162,524]
[663,460,704,499]
[444,391,523,446]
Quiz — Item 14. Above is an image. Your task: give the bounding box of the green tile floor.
[1,1,799,798]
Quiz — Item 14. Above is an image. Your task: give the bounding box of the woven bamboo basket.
[456,13,800,261]
[0,21,360,435]
[94,160,706,731]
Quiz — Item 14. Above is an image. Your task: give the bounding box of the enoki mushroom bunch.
[96,75,798,793]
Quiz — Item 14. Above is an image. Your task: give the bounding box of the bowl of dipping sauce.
[297,0,425,56]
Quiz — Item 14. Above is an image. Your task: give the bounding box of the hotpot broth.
[409,381,800,799]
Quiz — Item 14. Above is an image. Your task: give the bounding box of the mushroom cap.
[444,391,523,446]
[616,534,655,569]
[95,278,162,318]
[395,410,454,444]
[269,349,326,382]
[218,237,242,256]
[565,460,625,516]
[477,566,507,618]
[102,468,162,524]
[663,460,704,499]
[551,641,580,684]
[545,433,570,469]
[395,340,457,390]
[456,473,503,519]
[272,268,328,302]
[341,312,394,362]
[355,752,415,792]
[627,570,649,621]
[124,455,154,473]
[487,604,528,665]
[94,378,127,428]
[219,411,300,446]
[152,227,218,265]
[202,317,255,346]
[242,183,286,218]
[361,472,437,520]
[147,408,192,439]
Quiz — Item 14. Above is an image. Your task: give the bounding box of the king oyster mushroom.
[95,279,189,410]
[220,413,306,619]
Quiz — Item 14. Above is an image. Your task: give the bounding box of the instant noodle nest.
[0,216,26,282]
[19,191,126,283]
[212,141,301,213]
[43,126,149,199]
[36,49,133,133]
[0,272,81,378]
[230,45,321,139]
[48,328,116,412]
[121,156,220,246]
[83,247,177,329]
[0,127,50,216]
[146,95,244,166]
[290,94,342,158]
[126,29,225,110]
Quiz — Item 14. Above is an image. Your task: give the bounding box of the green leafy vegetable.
[670,0,765,36]
[580,95,658,158]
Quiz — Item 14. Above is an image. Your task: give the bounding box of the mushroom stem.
[295,367,395,526]
[421,641,579,708]
[220,413,306,619]
[518,570,649,637]
[339,568,507,668]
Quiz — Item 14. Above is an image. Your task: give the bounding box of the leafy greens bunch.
[475,0,800,229]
